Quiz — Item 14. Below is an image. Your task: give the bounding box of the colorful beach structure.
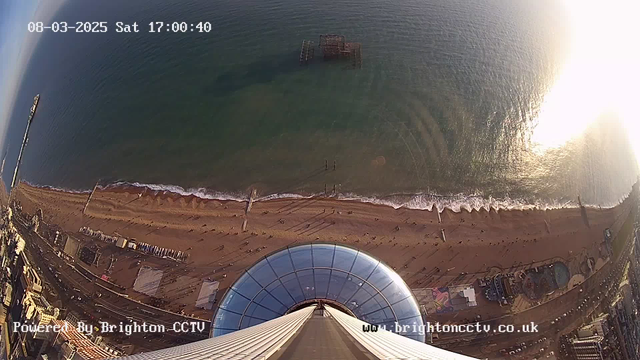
[480,261,571,305]
[299,34,362,68]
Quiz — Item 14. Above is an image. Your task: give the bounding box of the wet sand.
[12,183,637,320]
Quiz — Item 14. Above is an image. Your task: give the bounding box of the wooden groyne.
[245,188,257,214]
[242,189,257,231]
[83,181,99,215]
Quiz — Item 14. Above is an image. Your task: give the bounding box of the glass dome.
[212,243,424,341]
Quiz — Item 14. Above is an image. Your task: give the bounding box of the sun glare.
[532,0,640,162]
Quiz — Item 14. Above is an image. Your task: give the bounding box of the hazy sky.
[0,0,65,152]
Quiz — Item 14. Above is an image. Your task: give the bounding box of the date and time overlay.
[28,21,212,33]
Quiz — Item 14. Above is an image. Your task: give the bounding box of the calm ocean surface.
[2,0,638,208]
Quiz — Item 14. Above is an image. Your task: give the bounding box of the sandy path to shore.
[13,184,635,320]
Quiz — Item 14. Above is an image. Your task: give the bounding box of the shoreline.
[17,180,632,213]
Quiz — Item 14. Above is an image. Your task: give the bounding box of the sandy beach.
[12,183,637,321]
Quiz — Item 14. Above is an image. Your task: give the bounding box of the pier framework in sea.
[11,94,40,191]
[299,34,362,68]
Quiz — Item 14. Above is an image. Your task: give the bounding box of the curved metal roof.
[213,243,424,341]
[120,306,315,360]
[326,305,477,360]
[119,304,475,360]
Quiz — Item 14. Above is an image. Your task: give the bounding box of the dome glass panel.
[212,244,424,341]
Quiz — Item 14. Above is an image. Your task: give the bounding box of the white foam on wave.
[256,193,315,201]
[104,181,247,202]
[338,192,579,212]
[24,180,630,212]
[22,181,91,195]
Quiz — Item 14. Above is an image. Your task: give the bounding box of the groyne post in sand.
[325,159,328,170]
[333,160,337,171]
[544,219,551,234]
[243,189,257,231]
[83,181,99,215]
[437,209,442,224]
[245,189,257,215]
[440,229,446,242]
[578,195,591,228]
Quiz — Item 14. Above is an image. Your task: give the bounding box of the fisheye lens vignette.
[0,0,638,359]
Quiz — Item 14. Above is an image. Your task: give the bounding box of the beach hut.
[116,238,128,249]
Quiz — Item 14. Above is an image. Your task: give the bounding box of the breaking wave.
[104,181,247,202]
[336,192,580,212]
[21,181,91,195]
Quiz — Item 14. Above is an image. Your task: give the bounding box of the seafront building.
[567,296,640,360]
[565,236,640,360]
[0,208,59,359]
[569,334,606,360]
[46,320,113,360]
[0,206,120,359]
